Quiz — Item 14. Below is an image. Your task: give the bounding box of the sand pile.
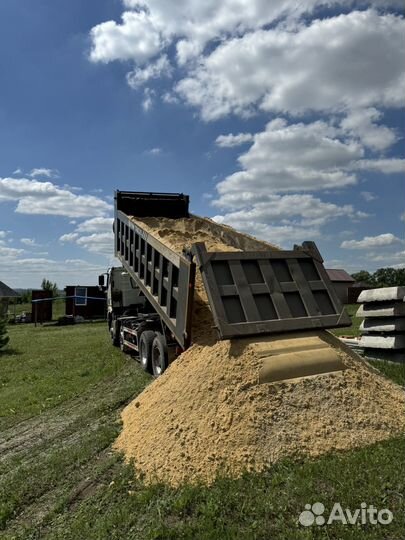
[115,216,405,486]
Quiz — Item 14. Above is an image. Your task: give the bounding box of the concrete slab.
[357,302,405,318]
[360,318,405,332]
[358,286,405,303]
[359,334,405,349]
[364,349,405,363]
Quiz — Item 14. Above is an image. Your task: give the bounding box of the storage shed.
[65,285,105,319]
[0,280,19,317]
[326,269,355,304]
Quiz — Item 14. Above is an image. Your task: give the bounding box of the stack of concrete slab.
[357,286,405,362]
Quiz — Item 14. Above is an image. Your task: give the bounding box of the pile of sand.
[115,216,405,486]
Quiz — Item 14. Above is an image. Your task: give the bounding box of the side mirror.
[98,274,105,287]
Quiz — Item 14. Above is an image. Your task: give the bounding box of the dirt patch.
[116,217,405,486]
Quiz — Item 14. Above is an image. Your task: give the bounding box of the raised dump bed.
[114,191,350,355]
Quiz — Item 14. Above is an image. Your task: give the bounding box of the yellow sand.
[114,216,405,486]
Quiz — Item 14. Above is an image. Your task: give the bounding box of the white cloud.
[0,245,25,257]
[212,193,368,247]
[215,132,253,148]
[352,158,405,174]
[340,108,397,151]
[12,168,22,175]
[215,119,360,200]
[144,147,162,155]
[92,2,404,68]
[89,10,164,64]
[76,233,114,256]
[142,87,155,111]
[0,177,112,218]
[213,216,320,247]
[29,168,59,179]
[341,233,402,249]
[75,217,113,233]
[360,191,378,202]
[59,232,79,243]
[126,54,172,88]
[176,10,405,120]
[59,218,114,257]
[20,237,40,247]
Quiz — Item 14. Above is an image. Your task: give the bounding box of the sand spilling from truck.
[114,217,405,486]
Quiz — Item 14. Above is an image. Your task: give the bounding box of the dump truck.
[99,190,351,379]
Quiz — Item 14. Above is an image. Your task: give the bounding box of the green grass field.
[0,321,404,539]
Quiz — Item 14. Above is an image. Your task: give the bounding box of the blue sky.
[0,0,404,288]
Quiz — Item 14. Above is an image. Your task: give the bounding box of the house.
[0,280,19,317]
[326,269,355,304]
[65,285,106,319]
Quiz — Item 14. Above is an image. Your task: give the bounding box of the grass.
[331,304,363,337]
[8,300,66,322]
[0,322,404,539]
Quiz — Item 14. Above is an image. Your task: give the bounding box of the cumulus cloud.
[90,10,164,64]
[340,108,397,151]
[351,158,405,174]
[176,10,405,120]
[212,193,368,246]
[360,191,378,202]
[215,132,254,148]
[215,119,361,200]
[20,238,40,247]
[126,54,172,88]
[0,177,112,218]
[341,233,402,249]
[91,1,404,68]
[142,87,155,111]
[29,167,59,178]
[59,217,114,256]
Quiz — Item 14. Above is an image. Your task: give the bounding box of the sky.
[0,0,404,289]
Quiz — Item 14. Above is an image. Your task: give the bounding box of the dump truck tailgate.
[192,241,351,340]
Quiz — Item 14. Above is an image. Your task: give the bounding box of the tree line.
[351,268,405,287]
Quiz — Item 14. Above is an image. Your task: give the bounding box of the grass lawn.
[0,322,404,539]
[331,304,363,338]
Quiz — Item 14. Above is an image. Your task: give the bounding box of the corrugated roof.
[326,269,355,282]
[0,281,20,298]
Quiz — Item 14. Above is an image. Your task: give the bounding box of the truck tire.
[138,330,155,372]
[110,318,120,346]
[151,332,168,377]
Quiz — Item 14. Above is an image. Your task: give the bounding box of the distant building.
[65,285,106,319]
[0,280,19,317]
[31,290,53,323]
[326,269,355,304]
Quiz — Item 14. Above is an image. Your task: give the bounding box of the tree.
[0,315,9,351]
[351,270,374,285]
[41,278,58,297]
[373,268,405,287]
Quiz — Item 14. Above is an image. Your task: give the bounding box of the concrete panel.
[364,349,405,363]
[358,286,405,303]
[360,318,405,332]
[359,334,405,349]
[357,302,405,318]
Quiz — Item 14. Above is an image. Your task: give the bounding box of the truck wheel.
[138,330,155,372]
[119,331,126,353]
[110,319,120,346]
[151,332,168,377]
